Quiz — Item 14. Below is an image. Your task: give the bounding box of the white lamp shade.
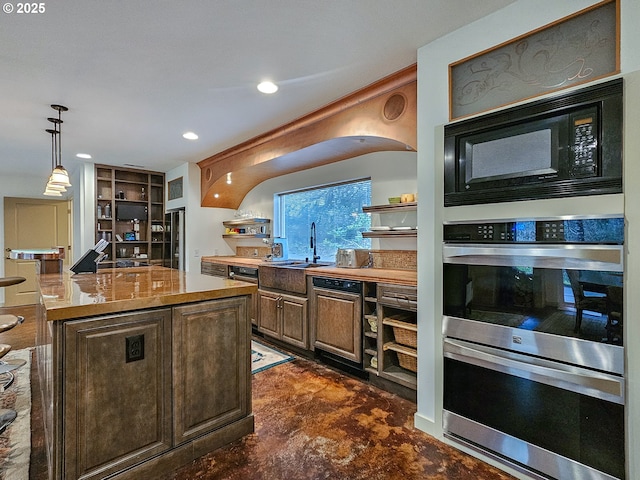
[43,185,63,196]
[50,165,72,187]
[46,179,66,191]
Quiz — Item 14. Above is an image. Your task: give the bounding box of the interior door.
[3,197,71,306]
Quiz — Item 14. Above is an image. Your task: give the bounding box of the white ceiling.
[0,0,514,179]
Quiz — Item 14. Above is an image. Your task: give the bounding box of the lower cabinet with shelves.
[362,282,378,374]
[363,282,417,394]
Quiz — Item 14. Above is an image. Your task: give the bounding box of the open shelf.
[362,201,417,214]
[95,165,166,267]
[362,230,417,238]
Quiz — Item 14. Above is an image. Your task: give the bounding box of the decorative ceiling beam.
[198,64,417,209]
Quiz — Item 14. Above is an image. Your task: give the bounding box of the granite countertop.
[201,256,417,286]
[38,265,257,321]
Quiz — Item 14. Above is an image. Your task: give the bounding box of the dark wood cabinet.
[258,289,281,338]
[48,296,252,479]
[173,298,251,444]
[63,309,173,479]
[311,285,362,363]
[257,289,308,349]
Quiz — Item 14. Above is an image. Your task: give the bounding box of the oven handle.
[442,244,623,272]
[443,338,624,404]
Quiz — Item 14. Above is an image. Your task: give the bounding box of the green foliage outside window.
[279,179,371,261]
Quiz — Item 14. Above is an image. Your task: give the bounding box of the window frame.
[273,177,372,258]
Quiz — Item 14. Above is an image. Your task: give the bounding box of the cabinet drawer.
[201,262,228,277]
[377,283,417,311]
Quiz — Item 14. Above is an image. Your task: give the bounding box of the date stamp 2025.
[3,2,46,14]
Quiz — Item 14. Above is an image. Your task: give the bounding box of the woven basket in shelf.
[396,351,417,373]
[383,316,417,348]
[383,342,417,373]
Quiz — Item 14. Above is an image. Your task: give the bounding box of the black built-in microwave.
[444,79,623,206]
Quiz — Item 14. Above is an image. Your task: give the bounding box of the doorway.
[3,197,72,306]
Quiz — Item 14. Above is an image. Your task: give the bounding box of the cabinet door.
[172,297,251,445]
[63,308,172,480]
[281,293,308,349]
[313,288,362,363]
[257,289,281,338]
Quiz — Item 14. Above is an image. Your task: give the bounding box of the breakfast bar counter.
[36,266,257,480]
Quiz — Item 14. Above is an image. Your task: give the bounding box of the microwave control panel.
[570,107,598,177]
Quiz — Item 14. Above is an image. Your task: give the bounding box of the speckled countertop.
[38,265,257,321]
[201,256,417,286]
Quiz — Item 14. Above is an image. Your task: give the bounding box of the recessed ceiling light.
[183,131,199,140]
[214,193,219,198]
[257,81,278,94]
[76,153,92,159]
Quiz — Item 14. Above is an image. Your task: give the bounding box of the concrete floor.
[1,305,514,480]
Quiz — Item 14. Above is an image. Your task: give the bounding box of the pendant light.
[43,104,71,196]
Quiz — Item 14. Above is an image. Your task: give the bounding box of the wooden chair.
[566,270,608,333]
[605,286,623,344]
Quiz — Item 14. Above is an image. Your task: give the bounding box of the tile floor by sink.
[4,306,515,480]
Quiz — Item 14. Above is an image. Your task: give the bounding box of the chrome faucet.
[310,222,320,263]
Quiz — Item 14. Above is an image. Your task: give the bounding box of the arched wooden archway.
[198,64,417,209]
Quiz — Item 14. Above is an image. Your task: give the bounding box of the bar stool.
[0,313,25,377]
[0,276,26,434]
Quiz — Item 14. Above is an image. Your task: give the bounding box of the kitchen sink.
[258,261,332,294]
[261,260,333,268]
[280,262,333,268]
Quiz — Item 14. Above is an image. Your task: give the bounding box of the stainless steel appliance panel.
[443,315,624,376]
[443,339,625,480]
[442,217,625,479]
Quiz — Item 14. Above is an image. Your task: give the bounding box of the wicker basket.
[383,342,417,373]
[396,351,417,373]
[383,316,417,348]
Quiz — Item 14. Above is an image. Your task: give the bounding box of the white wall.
[161,151,416,274]
[239,150,418,254]
[416,0,640,478]
[0,174,55,303]
[165,162,235,273]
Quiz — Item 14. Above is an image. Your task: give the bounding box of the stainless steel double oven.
[442,216,625,480]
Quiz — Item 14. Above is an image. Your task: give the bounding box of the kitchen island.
[36,266,257,480]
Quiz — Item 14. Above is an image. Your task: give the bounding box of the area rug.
[0,348,31,480]
[251,340,294,374]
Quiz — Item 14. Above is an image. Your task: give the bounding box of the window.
[276,179,371,261]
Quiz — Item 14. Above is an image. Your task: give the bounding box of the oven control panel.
[443,217,623,244]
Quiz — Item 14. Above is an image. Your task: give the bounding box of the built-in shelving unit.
[362,282,379,375]
[222,218,271,239]
[95,165,166,267]
[362,202,417,238]
[375,283,417,390]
